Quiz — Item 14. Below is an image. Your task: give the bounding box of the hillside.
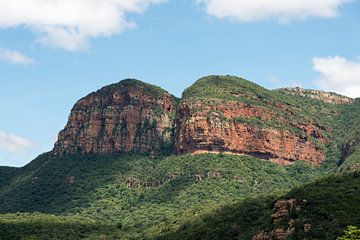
[1,159,358,239]
[0,166,17,189]
[0,153,321,239]
[0,75,359,239]
[157,171,360,240]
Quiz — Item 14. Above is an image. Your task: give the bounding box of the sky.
[0,0,360,167]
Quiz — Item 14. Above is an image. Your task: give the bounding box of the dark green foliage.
[0,166,18,189]
[0,153,320,239]
[157,171,360,240]
[0,213,121,240]
[333,99,360,165]
[156,196,276,240]
[284,171,360,239]
[340,147,360,172]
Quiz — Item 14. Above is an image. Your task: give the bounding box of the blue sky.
[1,0,360,167]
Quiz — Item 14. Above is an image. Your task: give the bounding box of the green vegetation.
[182,75,273,103]
[0,153,321,239]
[0,167,17,185]
[157,171,360,240]
[0,166,360,239]
[338,226,360,240]
[0,213,121,240]
[97,79,173,100]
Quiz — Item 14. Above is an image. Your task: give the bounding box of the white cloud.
[197,0,352,23]
[0,131,34,154]
[0,0,163,51]
[313,56,360,98]
[0,48,35,65]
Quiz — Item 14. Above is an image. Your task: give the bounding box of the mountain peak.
[182,75,269,101]
[53,79,177,155]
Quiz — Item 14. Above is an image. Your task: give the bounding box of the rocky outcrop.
[53,79,177,155]
[53,76,329,166]
[252,228,293,240]
[340,137,360,166]
[252,199,303,240]
[175,100,325,165]
[271,199,299,223]
[279,87,353,105]
[125,177,141,188]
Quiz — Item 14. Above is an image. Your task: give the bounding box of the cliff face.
[278,87,353,105]
[53,76,334,166]
[53,79,177,155]
[175,100,325,165]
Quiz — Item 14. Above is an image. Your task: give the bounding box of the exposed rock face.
[175,100,325,165]
[53,79,177,155]
[252,198,303,240]
[279,87,353,105]
[125,177,141,188]
[252,228,292,240]
[340,138,360,165]
[271,199,299,223]
[53,76,329,166]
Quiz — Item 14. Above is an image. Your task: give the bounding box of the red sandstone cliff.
[175,99,325,165]
[53,79,177,155]
[53,76,330,166]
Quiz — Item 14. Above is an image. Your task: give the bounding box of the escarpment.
[278,87,353,105]
[53,79,177,155]
[175,76,330,165]
[53,76,341,165]
[175,99,325,165]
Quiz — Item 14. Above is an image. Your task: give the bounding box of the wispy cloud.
[268,75,302,88]
[0,0,164,51]
[0,130,34,154]
[313,56,360,98]
[0,48,35,65]
[197,0,352,23]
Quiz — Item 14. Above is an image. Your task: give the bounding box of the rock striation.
[252,198,303,240]
[175,100,324,165]
[53,76,332,166]
[53,79,177,155]
[175,76,327,165]
[278,87,353,105]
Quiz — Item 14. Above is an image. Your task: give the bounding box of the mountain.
[53,75,353,166]
[177,76,331,165]
[53,79,178,156]
[0,75,359,240]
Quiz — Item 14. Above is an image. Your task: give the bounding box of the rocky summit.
[279,87,354,105]
[53,79,177,155]
[53,75,352,165]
